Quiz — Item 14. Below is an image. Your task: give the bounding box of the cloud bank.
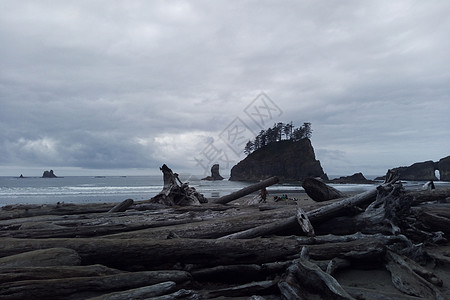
[1,1,449,177]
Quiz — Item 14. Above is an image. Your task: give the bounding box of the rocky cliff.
[202,164,224,181]
[391,161,438,181]
[229,139,327,182]
[376,156,450,182]
[328,173,375,184]
[438,156,450,181]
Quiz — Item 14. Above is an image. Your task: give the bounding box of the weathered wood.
[0,247,81,267]
[104,206,295,240]
[407,188,450,205]
[220,188,377,239]
[149,164,207,206]
[385,250,445,300]
[148,289,200,300]
[86,281,177,300]
[0,205,264,239]
[0,237,387,270]
[0,270,191,300]
[213,176,279,205]
[278,257,355,300]
[344,286,425,300]
[0,265,122,283]
[326,258,351,275]
[201,280,278,298]
[296,206,315,237]
[302,177,346,202]
[108,198,134,213]
[0,237,304,269]
[0,203,115,220]
[192,264,265,283]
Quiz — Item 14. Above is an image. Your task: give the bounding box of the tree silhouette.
[244,122,312,154]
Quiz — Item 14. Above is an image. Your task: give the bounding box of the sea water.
[0,175,254,206]
[0,175,446,206]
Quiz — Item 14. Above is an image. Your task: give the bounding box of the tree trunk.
[302,177,346,202]
[86,281,177,300]
[0,270,191,300]
[220,188,377,239]
[0,264,122,283]
[149,164,207,206]
[0,237,387,271]
[108,199,134,213]
[213,176,279,205]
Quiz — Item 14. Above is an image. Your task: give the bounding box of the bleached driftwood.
[149,164,207,206]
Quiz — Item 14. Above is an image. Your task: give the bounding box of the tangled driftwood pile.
[0,167,450,299]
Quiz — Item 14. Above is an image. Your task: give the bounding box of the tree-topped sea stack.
[230,139,327,182]
[230,122,327,182]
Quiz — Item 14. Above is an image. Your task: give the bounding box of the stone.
[229,139,327,182]
[438,156,450,181]
[329,173,375,184]
[42,170,57,178]
[391,161,438,181]
[202,164,224,181]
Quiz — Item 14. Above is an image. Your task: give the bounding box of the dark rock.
[42,170,57,178]
[438,156,450,181]
[202,164,224,181]
[329,173,375,184]
[229,139,327,182]
[391,161,438,181]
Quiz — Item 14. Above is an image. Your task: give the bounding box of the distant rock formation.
[375,156,450,182]
[329,173,375,184]
[202,164,225,181]
[391,161,438,181]
[438,156,450,181]
[42,170,57,178]
[229,139,327,182]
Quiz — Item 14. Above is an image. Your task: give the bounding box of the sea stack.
[202,164,224,181]
[230,139,327,182]
[42,170,57,178]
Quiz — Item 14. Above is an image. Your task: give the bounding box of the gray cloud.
[1,1,449,176]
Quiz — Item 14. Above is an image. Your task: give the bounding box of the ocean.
[0,175,447,207]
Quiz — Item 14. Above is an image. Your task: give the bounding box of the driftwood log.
[149,164,207,206]
[302,177,346,202]
[213,176,279,204]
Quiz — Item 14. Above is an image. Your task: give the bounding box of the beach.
[0,176,449,299]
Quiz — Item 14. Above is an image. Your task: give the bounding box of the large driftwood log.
[0,202,115,220]
[0,247,81,267]
[0,265,122,283]
[108,198,134,213]
[149,164,207,206]
[344,286,426,300]
[0,204,267,239]
[86,281,177,300]
[302,177,346,202]
[213,176,279,205]
[0,237,388,270]
[278,256,355,300]
[408,189,450,205]
[200,280,278,298]
[385,250,445,300]
[220,188,378,239]
[0,270,191,300]
[104,206,295,239]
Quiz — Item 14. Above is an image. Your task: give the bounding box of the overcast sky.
[1,1,449,178]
